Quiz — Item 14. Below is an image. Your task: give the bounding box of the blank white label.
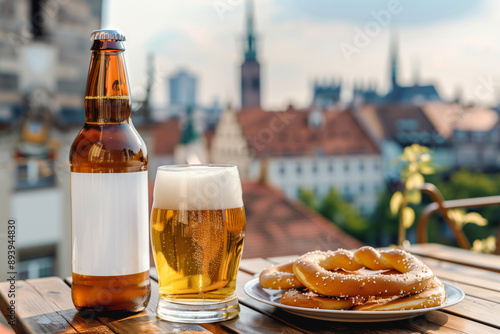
[71,171,149,276]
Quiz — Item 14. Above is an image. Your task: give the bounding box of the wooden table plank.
[0,280,77,334]
[420,311,500,334]
[221,304,306,334]
[409,244,500,273]
[26,278,112,334]
[443,295,500,330]
[238,257,500,334]
[439,278,500,305]
[98,312,211,334]
[3,249,500,334]
[421,257,500,292]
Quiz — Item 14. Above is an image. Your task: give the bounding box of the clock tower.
[241,0,260,109]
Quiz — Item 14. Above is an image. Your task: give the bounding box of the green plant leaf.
[447,209,464,227]
[472,236,497,254]
[419,165,435,175]
[462,212,487,226]
[390,191,403,215]
[406,190,422,204]
[402,207,415,229]
[406,172,424,190]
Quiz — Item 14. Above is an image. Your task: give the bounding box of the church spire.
[390,31,399,91]
[180,105,199,145]
[244,0,257,60]
[240,0,261,108]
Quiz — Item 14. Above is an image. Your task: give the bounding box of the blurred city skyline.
[105,0,500,110]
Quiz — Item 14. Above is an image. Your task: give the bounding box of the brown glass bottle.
[69,30,150,312]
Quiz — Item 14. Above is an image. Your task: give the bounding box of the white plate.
[243,278,464,322]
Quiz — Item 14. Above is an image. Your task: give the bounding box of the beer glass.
[151,164,246,323]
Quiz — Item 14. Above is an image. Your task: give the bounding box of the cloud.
[270,0,487,26]
[108,0,500,109]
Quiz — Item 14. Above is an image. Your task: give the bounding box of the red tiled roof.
[241,181,363,259]
[152,119,180,155]
[422,103,498,137]
[358,104,436,141]
[237,107,379,157]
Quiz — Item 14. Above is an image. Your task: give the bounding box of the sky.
[104,0,500,111]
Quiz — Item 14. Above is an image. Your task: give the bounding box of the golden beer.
[151,165,245,323]
[151,207,245,298]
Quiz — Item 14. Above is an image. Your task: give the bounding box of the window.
[296,163,302,174]
[396,118,418,131]
[490,130,500,143]
[328,163,334,173]
[373,161,379,171]
[472,132,484,143]
[312,163,317,174]
[252,77,260,90]
[279,164,285,175]
[0,72,18,90]
[359,162,364,172]
[359,184,365,193]
[454,130,467,144]
[18,256,55,280]
[344,162,349,172]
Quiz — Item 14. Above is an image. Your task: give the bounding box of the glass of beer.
[151,164,246,323]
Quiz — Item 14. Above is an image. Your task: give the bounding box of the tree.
[297,188,317,210]
[298,188,370,241]
[318,189,369,239]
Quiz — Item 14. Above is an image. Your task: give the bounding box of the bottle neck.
[85,44,132,123]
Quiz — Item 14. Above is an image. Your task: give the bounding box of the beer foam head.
[153,165,243,210]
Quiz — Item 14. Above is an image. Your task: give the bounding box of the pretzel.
[281,276,446,311]
[259,261,305,289]
[293,246,434,298]
[280,289,360,310]
[352,276,446,311]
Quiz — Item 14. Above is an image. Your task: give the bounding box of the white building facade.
[248,155,384,215]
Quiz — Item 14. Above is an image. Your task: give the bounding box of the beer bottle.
[69,29,150,312]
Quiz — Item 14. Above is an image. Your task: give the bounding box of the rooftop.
[237,107,380,158]
[241,180,363,259]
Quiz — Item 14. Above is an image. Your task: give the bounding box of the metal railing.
[417,183,500,254]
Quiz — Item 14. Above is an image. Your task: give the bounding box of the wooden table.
[1,244,500,333]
